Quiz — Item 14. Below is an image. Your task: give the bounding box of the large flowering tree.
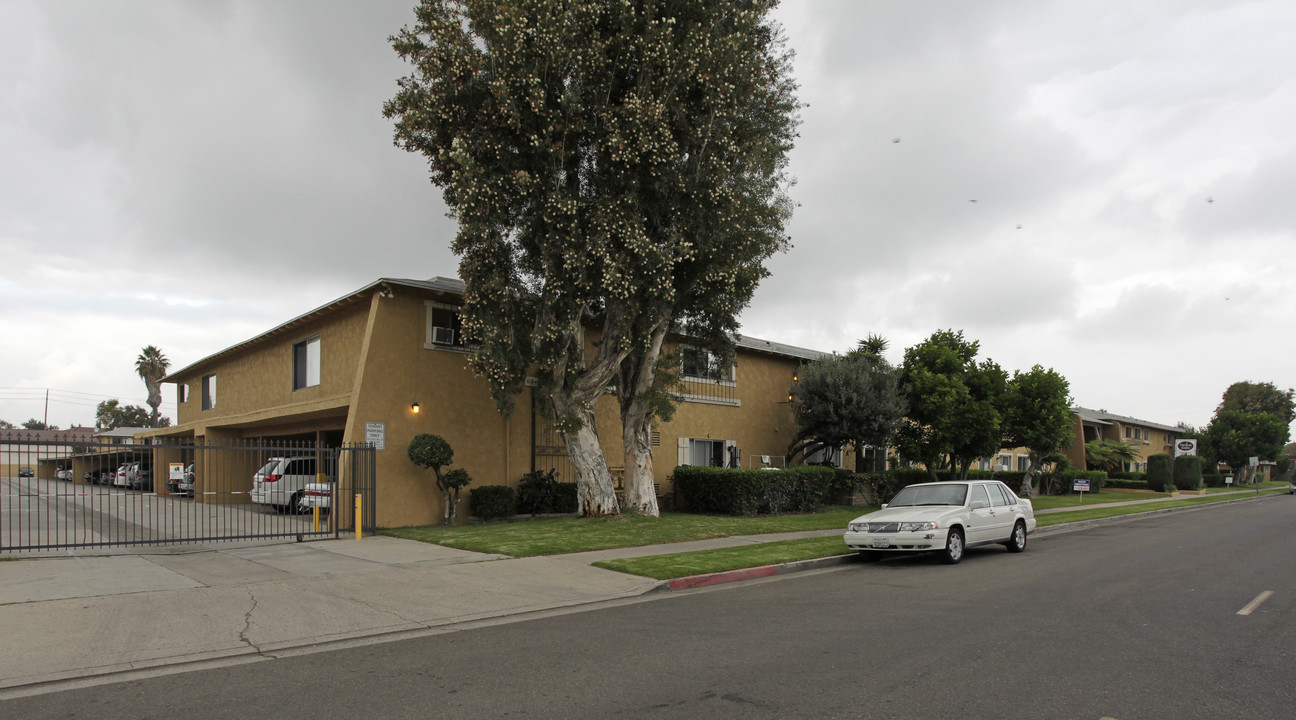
[385,0,800,516]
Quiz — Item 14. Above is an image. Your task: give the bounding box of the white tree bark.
[622,422,659,516]
[565,420,620,517]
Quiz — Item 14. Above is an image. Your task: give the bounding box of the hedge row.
[673,465,836,516]
[1104,478,1149,490]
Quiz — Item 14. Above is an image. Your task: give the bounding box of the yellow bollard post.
[313,505,320,533]
[355,493,362,540]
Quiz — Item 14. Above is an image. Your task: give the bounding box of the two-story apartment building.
[1063,406,1182,471]
[151,277,825,527]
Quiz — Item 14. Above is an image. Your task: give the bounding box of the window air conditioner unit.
[432,326,455,345]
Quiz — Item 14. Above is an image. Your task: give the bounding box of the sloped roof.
[1072,406,1181,433]
[163,276,825,381]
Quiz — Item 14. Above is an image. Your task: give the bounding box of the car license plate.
[871,538,890,549]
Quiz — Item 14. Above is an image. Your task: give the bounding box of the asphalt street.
[4,496,1294,719]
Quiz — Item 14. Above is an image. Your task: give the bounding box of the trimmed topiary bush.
[1173,455,1203,491]
[1145,454,1172,492]
[408,433,473,524]
[469,485,516,520]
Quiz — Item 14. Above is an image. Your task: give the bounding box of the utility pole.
[44,388,49,428]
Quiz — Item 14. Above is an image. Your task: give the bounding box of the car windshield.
[887,484,968,507]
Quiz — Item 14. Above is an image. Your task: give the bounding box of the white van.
[250,456,324,512]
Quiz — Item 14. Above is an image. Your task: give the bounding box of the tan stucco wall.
[342,292,531,527]
[171,300,369,431]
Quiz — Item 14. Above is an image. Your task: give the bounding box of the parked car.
[56,467,72,481]
[251,456,323,512]
[127,462,153,491]
[299,480,334,512]
[18,467,34,478]
[167,464,196,497]
[843,480,1036,565]
[96,469,116,485]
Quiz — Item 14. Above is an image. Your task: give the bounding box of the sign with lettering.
[365,422,385,451]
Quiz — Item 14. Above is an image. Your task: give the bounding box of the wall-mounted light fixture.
[411,402,420,414]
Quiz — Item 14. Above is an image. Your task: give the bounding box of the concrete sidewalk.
[0,530,852,694]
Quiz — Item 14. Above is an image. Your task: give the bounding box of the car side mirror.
[971,500,987,510]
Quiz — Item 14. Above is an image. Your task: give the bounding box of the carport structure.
[1,432,374,553]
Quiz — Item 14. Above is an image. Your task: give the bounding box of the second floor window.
[201,374,217,410]
[426,302,467,348]
[680,347,734,383]
[293,335,321,390]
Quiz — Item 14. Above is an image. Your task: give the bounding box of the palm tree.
[1085,438,1140,473]
[135,345,170,427]
[852,333,889,359]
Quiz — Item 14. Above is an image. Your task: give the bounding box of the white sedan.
[843,480,1036,564]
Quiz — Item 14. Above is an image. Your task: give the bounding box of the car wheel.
[940,528,964,565]
[1005,520,1027,553]
[285,492,303,514]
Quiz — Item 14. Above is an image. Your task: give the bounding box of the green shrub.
[515,469,579,515]
[469,485,516,520]
[1172,455,1203,491]
[1202,473,1226,488]
[672,466,834,516]
[1038,469,1107,495]
[1146,454,1172,492]
[1104,478,1149,490]
[517,469,559,515]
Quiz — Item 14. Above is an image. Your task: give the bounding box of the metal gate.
[0,432,375,553]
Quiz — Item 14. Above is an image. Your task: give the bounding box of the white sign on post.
[1174,439,1197,457]
[1074,478,1090,502]
[365,422,385,451]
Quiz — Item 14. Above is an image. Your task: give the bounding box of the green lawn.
[381,505,862,557]
[593,536,849,580]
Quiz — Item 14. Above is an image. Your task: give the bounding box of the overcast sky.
[2,0,1293,436]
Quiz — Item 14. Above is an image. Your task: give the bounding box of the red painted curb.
[668,565,779,590]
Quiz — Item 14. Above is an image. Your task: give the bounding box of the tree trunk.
[618,317,668,517]
[1020,452,1038,497]
[566,420,620,517]
[622,422,659,516]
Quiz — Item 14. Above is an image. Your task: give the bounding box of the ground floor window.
[690,439,726,467]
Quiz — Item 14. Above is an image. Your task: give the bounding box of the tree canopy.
[790,348,906,471]
[897,330,1007,480]
[1215,381,1294,425]
[385,0,799,517]
[135,345,171,426]
[95,399,168,430]
[1205,410,1288,473]
[1001,365,1073,493]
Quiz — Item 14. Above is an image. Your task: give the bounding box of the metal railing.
[0,433,375,553]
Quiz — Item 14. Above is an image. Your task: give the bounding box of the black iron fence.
[0,433,375,553]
